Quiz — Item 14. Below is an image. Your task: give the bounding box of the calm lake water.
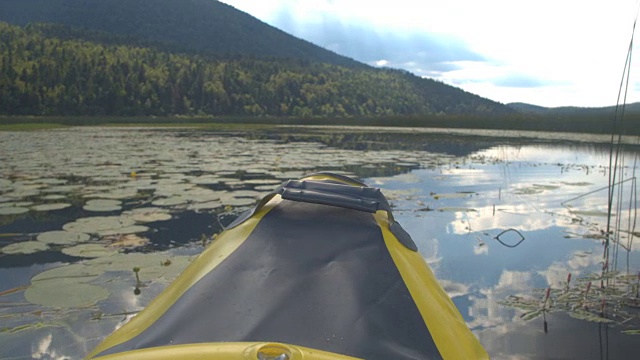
[0,126,639,359]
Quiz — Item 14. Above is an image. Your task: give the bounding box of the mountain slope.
[0,22,513,117]
[0,0,363,68]
[0,0,515,117]
[508,102,640,116]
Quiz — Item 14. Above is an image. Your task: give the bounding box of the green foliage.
[0,0,363,68]
[0,22,511,117]
[500,272,640,334]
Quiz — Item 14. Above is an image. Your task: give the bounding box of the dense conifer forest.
[0,22,511,117]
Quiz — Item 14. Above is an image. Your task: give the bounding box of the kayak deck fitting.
[87,173,488,360]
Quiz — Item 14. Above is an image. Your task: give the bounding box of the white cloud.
[221,0,640,107]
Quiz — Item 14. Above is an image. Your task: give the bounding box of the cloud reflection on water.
[387,143,639,359]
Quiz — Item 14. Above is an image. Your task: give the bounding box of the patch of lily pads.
[20,251,195,308]
[62,216,149,236]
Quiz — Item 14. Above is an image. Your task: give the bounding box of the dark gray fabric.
[96,200,441,359]
[226,178,419,252]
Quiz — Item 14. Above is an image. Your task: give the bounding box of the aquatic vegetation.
[61,244,119,258]
[125,207,172,223]
[25,280,110,308]
[83,199,122,212]
[18,251,195,310]
[0,206,30,215]
[500,271,640,332]
[431,192,475,200]
[1,241,49,254]
[30,203,72,212]
[106,234,150,249]
[36,231,90,245]
[1,127,639,359]
[62,216,149,236]
[31,263,102,282]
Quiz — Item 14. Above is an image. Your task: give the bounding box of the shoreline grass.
[1,113,638,135]
[0,123,70,131]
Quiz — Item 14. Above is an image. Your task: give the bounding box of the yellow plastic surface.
[88,173,489,359]
[92,342,361,360]
[86,198,283,359]
[374,211,490,359]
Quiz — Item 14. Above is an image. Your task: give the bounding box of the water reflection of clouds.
[454,249,606,332]
[437,168,496,186]
[466,270,534,330]
[475,145,613,167]
[449,204,556,235]
[393,144,640,358]
[31,334,59,360]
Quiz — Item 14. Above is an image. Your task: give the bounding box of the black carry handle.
[227,178,394,230]
[280,180,384,213]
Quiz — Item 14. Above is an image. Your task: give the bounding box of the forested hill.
[508,102,640,117]
[0,22,512,117]
[0,0,363,68]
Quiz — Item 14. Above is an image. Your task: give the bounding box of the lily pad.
[0,206,30,215]
[242,179,282,185]
[40,185,84,194]
[63,216,135,235]
[36,230,91,245]
[231,190,264,198]
[85,252,173,271]
[31,203,72,212]
[188,201,222,211]
[61,244,119,258]
[513,187,543,195]
[570,210,611,217]
[1,241,49,255]
[85,252,193,278]
[25,280,109,308]
[437,207,477,212]
[99,225,149,236]
[5,189,40,198]
[0,179,12,189]
[190,175,223,185]
[83,199,122,212]
[137,256,193,282]
[151,196,188,207]
[87,188,138,200]
[432,192,474,200]
[31,263,101,282]
[126,207,172,223]
[220,196,257,207]
[37,178,68,185]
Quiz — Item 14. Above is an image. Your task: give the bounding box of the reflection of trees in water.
[246,130,496,155]
[240,128,640,158]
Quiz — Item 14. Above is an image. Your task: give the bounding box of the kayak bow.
[87,173,488,360]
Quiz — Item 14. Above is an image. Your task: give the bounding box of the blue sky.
[219,0,640,108]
